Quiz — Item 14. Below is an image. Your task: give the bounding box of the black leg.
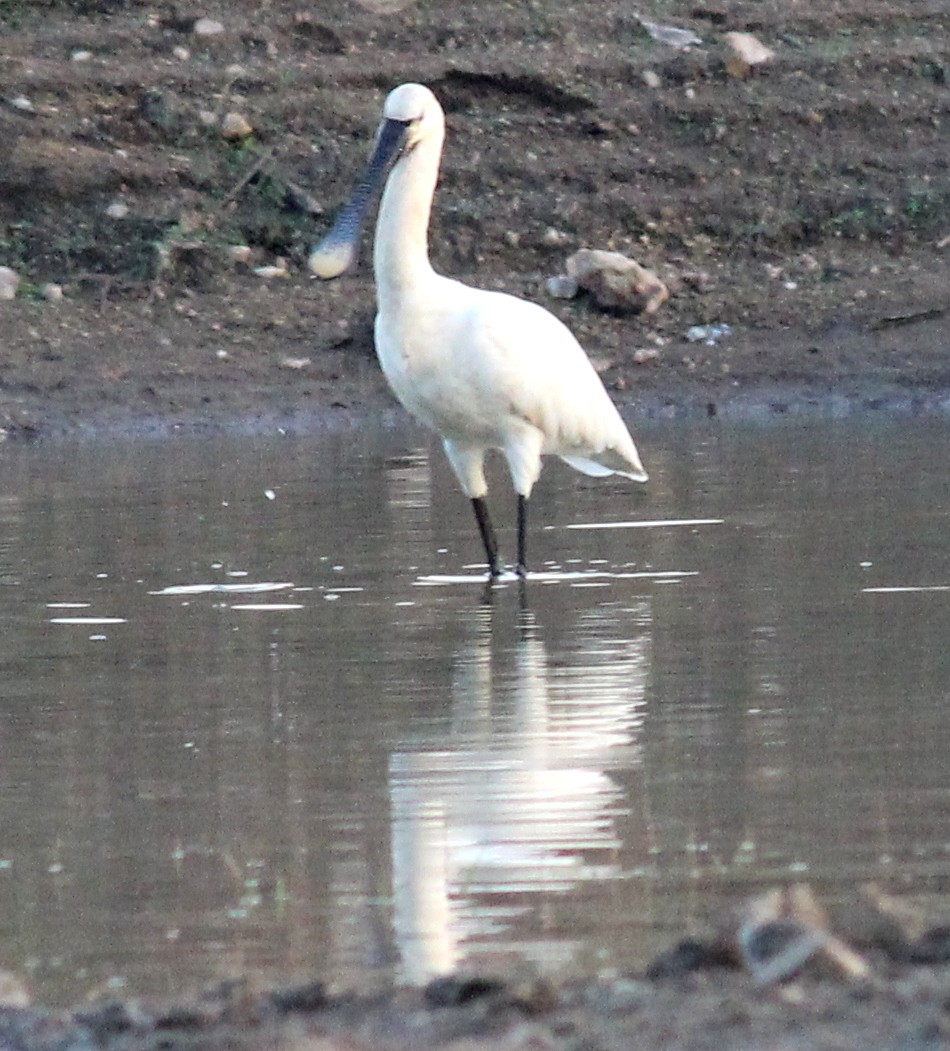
[471,496,500,577]
[516,494,528,577]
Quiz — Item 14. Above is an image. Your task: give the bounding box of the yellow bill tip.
[308,241,356,280]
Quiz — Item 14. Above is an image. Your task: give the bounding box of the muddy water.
[0,417,948,1005]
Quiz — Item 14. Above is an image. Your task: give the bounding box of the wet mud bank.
[3,295,950,442]
[2,0,948,441]
[4,955,950,1051]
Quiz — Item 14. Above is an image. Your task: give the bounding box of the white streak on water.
[862,585,950,593]
[564,518,725,530]
[414,569,697,587]
[50,617,127,625]
[149,582,295,596]
[228,603,305,612]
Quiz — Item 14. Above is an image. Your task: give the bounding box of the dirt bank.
[1,0,948,439]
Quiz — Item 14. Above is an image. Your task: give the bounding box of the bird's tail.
[560,454,648,483]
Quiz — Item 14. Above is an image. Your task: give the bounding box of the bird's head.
[309,83,444,280]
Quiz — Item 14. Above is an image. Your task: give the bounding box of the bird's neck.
[373,136,441,307]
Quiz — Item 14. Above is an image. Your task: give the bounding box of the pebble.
[10,95,34,112]
[544,274,579,300]
[193,17,224,36]
[724,31,775,67]
[41,283,64,302]
[541,227,571,247]
[253,263,288,278]
[0,267,19,300]
[227,245,253,265]
[221,112,253,140]
[71,50,93,62]
[642,70,662,89]
[686,323,732,345]
[172,45,191,61]
[105,200,129,219]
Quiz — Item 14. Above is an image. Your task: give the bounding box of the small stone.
[280,356,311,370]
[545,274,579,299]
[724,32,775,67]
[0,267,20,300]
[633,347,661,364]
[541,227,570,247]
[221,112,253,140]
[193,17,224,35]
[10,95,34,112]
[0,970,30,1007]
[637,16,703,49]
[172,45,191,60]
[227,245,252,265]
[253,262,288,278]
[41,283,64,302]
[642,70,662,89]
[105,200,129,219]
[71,50,93,62]
[685,323,732,345]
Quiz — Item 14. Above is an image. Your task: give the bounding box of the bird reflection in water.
[389,604,650,983]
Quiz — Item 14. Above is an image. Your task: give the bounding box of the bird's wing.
[466,290,643,473]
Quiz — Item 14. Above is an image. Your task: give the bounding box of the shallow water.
[0,416,948,1004]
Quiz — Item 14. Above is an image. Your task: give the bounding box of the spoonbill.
[310,83,648,578]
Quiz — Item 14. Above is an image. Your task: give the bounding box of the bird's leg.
[471,497,500,578]
[516,494,528,578]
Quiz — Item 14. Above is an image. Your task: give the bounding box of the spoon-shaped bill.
[309,118,410,280]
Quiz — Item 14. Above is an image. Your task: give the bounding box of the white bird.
[310,83,648,578]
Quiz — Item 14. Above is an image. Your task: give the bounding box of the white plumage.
[311,82,648,578]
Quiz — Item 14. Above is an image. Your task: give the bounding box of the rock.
[637,15,703,49]
[41,283,64,302]
[105,200,129,219]
[10,95,34,112]
[642,69,662,89]
[71,49,93,62]
[193,17,224,35]
[715,885,871,986]
[0,267,20,300]
[685,323,732,345]
[0,969,31,1007]
[227,245,253,266]
[544,274,579,299]
[725,32,775,77]
[541,227,571,247]
[563,248,669,314]
[172,45,191,60]
[221,112,253,140]
[253,261,288,278]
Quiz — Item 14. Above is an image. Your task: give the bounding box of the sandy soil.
[2,1,950,1045]
[1,0,948,439]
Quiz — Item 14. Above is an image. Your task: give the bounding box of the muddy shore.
[1,0,948,440]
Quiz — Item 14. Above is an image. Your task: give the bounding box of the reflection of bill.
[389,607,650,983]
[354,0,418,12]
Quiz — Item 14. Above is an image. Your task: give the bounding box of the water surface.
[0,416,948,1004]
